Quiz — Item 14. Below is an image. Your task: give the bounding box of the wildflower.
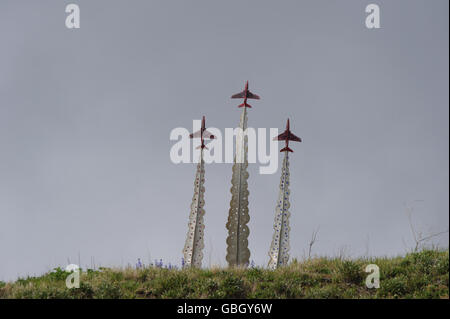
[136,258,143,269]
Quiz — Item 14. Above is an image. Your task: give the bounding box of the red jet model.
[190,116,215,149]
[231,81,260,108]
[274,119,302,152]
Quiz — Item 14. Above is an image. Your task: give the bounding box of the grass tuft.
[1,249,448,299]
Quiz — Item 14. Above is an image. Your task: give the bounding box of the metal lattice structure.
[226,81,259,267]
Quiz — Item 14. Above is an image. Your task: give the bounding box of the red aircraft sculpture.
[189,116,215,149]
[274,119,302,152]
[231,81,260,108]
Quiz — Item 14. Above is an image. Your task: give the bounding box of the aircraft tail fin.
[280,146,293,153]
[238,102,251,108]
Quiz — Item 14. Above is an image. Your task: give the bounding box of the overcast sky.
[0,0,448,281]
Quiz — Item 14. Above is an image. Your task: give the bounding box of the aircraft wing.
[247,91,260,99]
[273,131,288,141]
[189,130,202,138]
[202,130,215,139]
[190,130,215,139]
[231,91,245,99]
[288,133,302,142]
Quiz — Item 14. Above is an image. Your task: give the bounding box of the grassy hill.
[0,249,448,299]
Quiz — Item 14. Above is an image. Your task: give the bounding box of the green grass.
[1,249,448,299]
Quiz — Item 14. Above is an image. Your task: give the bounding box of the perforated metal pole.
[268,151,291,269]
[226,107,251,267]
[182,151,206,268]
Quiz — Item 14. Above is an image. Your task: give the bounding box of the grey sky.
[0,0,448,281]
